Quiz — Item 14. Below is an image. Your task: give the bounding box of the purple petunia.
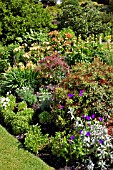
[91,114,95,119]
[86,116,91,121]
[79,90,84,96]
[71,135,75,140]
[60,105,64,109]
[68,93,74,98]
[99,139,103,145]
[79,130,83,134]
[86,132,91,137]
[98,117,103,122]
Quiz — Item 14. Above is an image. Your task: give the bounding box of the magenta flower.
[99,139,103,145]
[86,116,90,121]
[98,117,103,121]
[68,93,74,98]
[91,114,95,119]
[60,105,64,109]
[79,90,84,96]
[71,135,75,140]
[86,132,91,137]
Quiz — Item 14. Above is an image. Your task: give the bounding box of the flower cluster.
[0,97,10,110]
[70,115,113,169]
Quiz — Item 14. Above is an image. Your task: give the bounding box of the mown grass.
[0,125,54,170]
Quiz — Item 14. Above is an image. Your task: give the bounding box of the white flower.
[67,107,75,120]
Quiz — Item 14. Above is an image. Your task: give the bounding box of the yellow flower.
[18,63,25,71]
[20,65,25,71]
[5,66,12,72]
[26,61,34,69]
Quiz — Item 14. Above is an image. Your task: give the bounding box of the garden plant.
[0,0,113,170]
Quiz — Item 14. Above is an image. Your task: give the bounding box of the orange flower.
[48,30,59,36]
[52,37,58,42]
[65,33,73,39]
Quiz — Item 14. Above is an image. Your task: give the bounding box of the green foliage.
[51,58,113,130]
[1,62,39,94]
[16,30,48,46]
[24,124,49,153]
[38,87,52,111]
[39,111,52,124]
[0,94,34,135]
[16,87,37,106]
[0,0,55,44]
[0,43,23,73]
[51,118,113,169]
[58,1,112,39]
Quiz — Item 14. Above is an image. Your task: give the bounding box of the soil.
[107,114,113,140]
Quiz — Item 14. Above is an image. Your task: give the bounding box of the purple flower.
[99,139,103,145]
[87,123,91,126]
[80,90,84,93]
[86,132,91,137]
[86,116,90,121]
[82,115,86,119]
[68,93,74,98]
[79,130,83,134]
[71,135,75,140]
[79,90,84,96]
[91,114,95,119]
[98,117,103,121]
[60,105,64,109]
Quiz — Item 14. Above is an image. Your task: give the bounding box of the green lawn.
[0,125,54,170]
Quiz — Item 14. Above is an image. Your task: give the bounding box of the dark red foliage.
[38,54,69,73]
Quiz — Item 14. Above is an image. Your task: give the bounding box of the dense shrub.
[0,0,55,44]
[24,124,49,154]
[47,58,113,168]
[16,87,37,106]
[0,94,34,135]
[37,54,70,84]
[58,1,112,39]
[51,58,113,130]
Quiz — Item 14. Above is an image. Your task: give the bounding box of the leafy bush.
[38,111,52,124]
[0,0,55,44]
[16,87,37,106]
[24,124,49,154]
[51,58,113,130]
[58,1,112,39]
[51,117,113,169]
[37,54,70,84]
[0,94,34,135]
